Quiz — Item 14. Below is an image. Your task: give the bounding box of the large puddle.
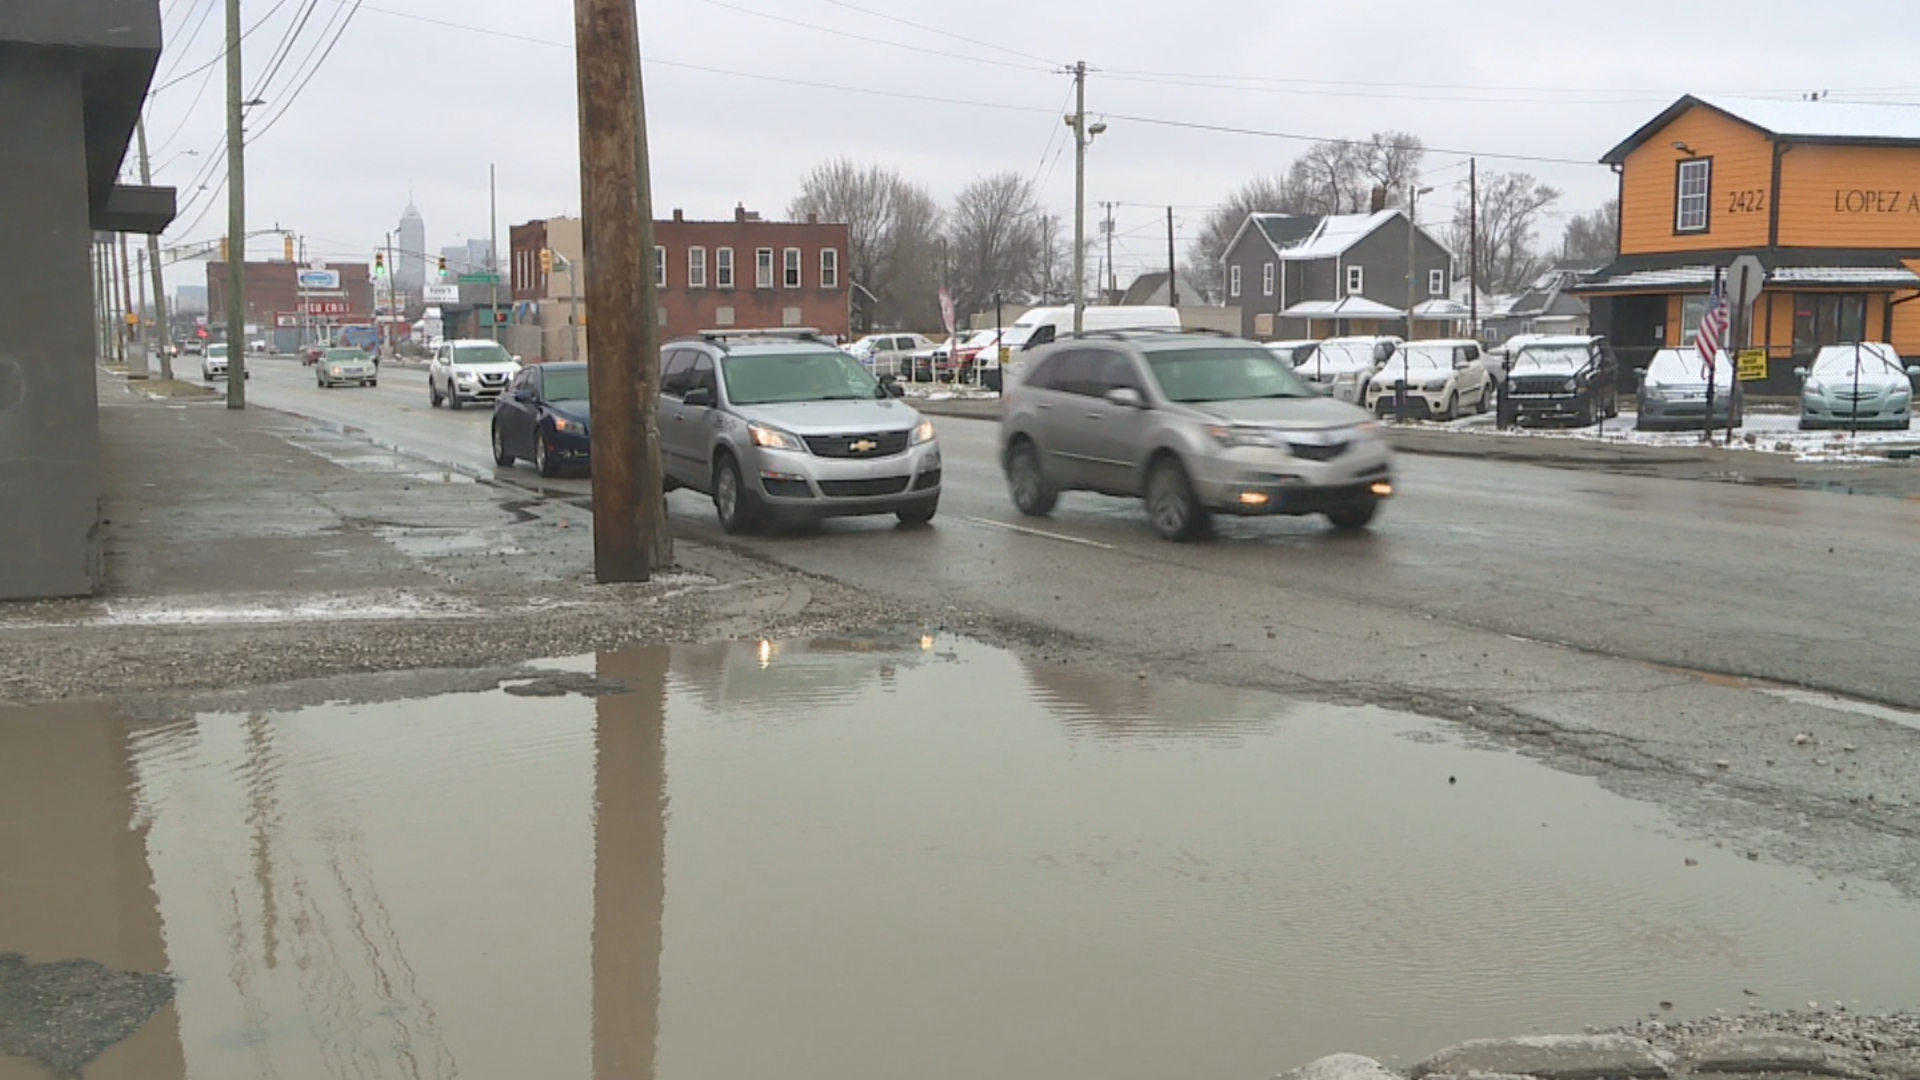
[4,637,1919,1080]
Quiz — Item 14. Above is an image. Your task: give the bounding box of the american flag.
[1696,274,1729,372]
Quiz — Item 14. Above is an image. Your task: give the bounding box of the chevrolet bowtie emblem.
[850,438,878,453]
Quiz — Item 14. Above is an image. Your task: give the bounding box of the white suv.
[428,339,521,409]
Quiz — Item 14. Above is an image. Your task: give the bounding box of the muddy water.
[4,637,1920,1080]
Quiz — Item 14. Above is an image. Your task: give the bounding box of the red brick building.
[509,206,851,349]
[206,260,373,338]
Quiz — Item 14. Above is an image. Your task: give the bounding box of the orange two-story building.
[1577,95,1920,393]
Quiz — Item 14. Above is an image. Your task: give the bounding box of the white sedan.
[1364,339,1493,420]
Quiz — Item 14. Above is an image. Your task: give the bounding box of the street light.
[1407,184,1435,342]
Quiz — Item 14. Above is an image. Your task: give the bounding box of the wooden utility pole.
[136,116,173,380]
[1166,206,1178,307]
[224,0,246,407]
[575,0,670,581]
[1468,158,1479,340]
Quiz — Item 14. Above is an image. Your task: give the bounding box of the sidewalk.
[0,372,913,704]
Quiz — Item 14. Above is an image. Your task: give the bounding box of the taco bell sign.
[297,268,341,290]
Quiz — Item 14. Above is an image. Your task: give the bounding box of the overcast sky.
[140,0,1920,286]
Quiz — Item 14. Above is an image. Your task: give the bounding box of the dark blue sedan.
[491,362,591,476]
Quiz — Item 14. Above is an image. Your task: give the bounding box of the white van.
[979,305,1181,389]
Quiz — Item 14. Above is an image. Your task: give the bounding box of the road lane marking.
[961,516,1115,550]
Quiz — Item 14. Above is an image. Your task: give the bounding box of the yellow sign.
[125,313,139,326]
[1736,348,1768,381]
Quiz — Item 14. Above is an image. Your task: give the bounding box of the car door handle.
[1036,402,1052,410]
[1083,412,1103,420]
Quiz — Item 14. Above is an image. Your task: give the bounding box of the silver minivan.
[662,331,942,532]
[999,330,1394,539]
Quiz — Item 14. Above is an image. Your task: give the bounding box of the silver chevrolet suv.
[661,330,941,533]
[999,330,1394,539]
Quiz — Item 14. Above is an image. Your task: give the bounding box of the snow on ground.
[1387,408,1918,463]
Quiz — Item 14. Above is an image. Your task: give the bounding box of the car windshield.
[208,345,228,357]
[453,343,513,365]
[543,369,589,402]
[1378,348,1451,377]
[722,350,883,405]
[1811,345,1903,378]
[1511,344,1591,371]
[1145,346,1316,403]
[965,330,1000,347]
[1297,342,1377,377]
[1646,350,1729,386]
[324,349,365,362]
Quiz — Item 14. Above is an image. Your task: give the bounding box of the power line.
[1099,112,1602,167]
[245,0,366,145]
[153,0,218,86]
[809,0,1060,66]
[702,0,1055,74]
[148,0,295,95]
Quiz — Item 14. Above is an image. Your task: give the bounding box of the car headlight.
[552,417,586,434]
[749,424,805,452]
[1352,421,1382,439]
[1206,424,1282,449]
[1421,379,1450,392]
[910,418,936,445]
[329,366,344,376]
[1643,385,1667,400]
[1804,380,1826,396]
[1890,384,1912,398]
[1561,378,1578,392]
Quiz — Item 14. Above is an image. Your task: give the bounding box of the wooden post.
[575,0,670,581]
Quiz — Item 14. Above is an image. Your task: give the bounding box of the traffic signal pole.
[575,0,670,582]
[224,0,246,408]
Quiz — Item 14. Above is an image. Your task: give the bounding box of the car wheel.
[368,379,377,387]
[896,496,938,526]
[1605,392,1620,419]
[1006,441,1057,516]
[1442,392,1458,421]
[1327,499,1379,531]
[1145,456,1207,542]
[429,380,443,407]
[449,392,464,411]
[712,454,762,534]
[534,431,560,477]
[491,421,515,467]
[1798,417,1815,431]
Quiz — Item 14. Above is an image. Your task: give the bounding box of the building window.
[1793,293,1868,350]
[756,248,774,289]
[782,306,803,327]
[1228,265,1241,298]
[783,247,802,288]
[1675,158,1711,233]
[716,247,734,289]
[1346,266,1364,295]
[689,247,707,288]
[1262,262,1275,297]
[821,248,839,289]
[715,306,735,327]
[654,245,666,288]
[1429,268,1446,296]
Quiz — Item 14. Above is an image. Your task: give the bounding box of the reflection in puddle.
[5,639,1920,1080]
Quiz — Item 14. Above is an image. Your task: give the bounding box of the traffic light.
[373,252,386,276]
[437,255,448,277]
[539,248,553,274]
[219,236,229,261]
[283,234,295,262]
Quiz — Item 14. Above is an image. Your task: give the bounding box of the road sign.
[1727,255,1765,309]
[459,272,501,285]
[1736,348,1768,381]
[422,284,460,303]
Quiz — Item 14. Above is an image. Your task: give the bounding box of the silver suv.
[999,331,1393,539]
[662,330,941,533]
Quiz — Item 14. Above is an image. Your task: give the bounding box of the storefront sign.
[422,284,460,303]
[1736,348,1768,381]
[300,299,351,316]
[297,269,341,289]
[1832,190,1920,214]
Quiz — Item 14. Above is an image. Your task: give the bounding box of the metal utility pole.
[1407,185,1433,342]
[489,164,501,342]
[118,232,137,369]
[575,0,670,582]
[1101,201,1116,302]
[224,0,247,407]
[386,231,400,358]
[1067,60,1101,335]
[136,117,173,379]
[1468,158,1479,341]
[562,255,581,362]
[1167,206,1178,307]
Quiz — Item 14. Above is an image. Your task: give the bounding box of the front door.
[1607,295,1666,388]
[1077,350,1157,495]
[658,349,699,485]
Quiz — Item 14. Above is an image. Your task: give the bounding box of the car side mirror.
[1793,366,1808,378]
[1907,365,1920,377]
[682,387,715,407]
[883,381,906,398]
[512,355,524,365]
[513,389,535,403]
[1106,386,1145,408]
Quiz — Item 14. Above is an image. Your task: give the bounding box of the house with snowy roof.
[1574,94,1920,392]
[1220,207,1453,341]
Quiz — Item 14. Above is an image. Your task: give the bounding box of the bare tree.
[1357,131,1426,209]
[1559,199,1620,262]
[1287,141,1367,215]
[1185,174,1299,301]
[789,157,943,331]
[1448,171,1562,294]
[945,172,1045,318]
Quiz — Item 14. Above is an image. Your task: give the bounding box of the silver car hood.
[1808,366,1908,392]
[1185,394,1373,431]
[1510,359,1582,376]
[731,398,922,435]
[451,362,518,377]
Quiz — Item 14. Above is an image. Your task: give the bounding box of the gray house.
[1222,210,1453,340]
[1481,263,1601,344]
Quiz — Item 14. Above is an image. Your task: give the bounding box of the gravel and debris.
[0,953,175,1079]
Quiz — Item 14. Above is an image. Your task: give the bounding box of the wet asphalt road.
[214,357,1920,892]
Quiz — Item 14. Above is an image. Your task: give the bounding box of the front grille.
[1512,377,1572,395]
[478,372,508,386]
[1287,441,1348,462]
[804,430,911,458]
[818,477,910,498]
[913,468,941,491]
[761,478,814,499]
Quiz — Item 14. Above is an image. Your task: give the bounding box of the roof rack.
[688,327,829,344]
[1072,326,1234,340]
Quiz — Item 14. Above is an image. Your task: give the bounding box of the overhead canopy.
[1572,250,1920,294]
[1281,296,1405,319]
[1411,298,1472,318]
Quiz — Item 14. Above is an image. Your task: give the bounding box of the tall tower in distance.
[396,199,426,295]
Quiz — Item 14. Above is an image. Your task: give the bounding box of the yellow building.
[1577,95,1920,392]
